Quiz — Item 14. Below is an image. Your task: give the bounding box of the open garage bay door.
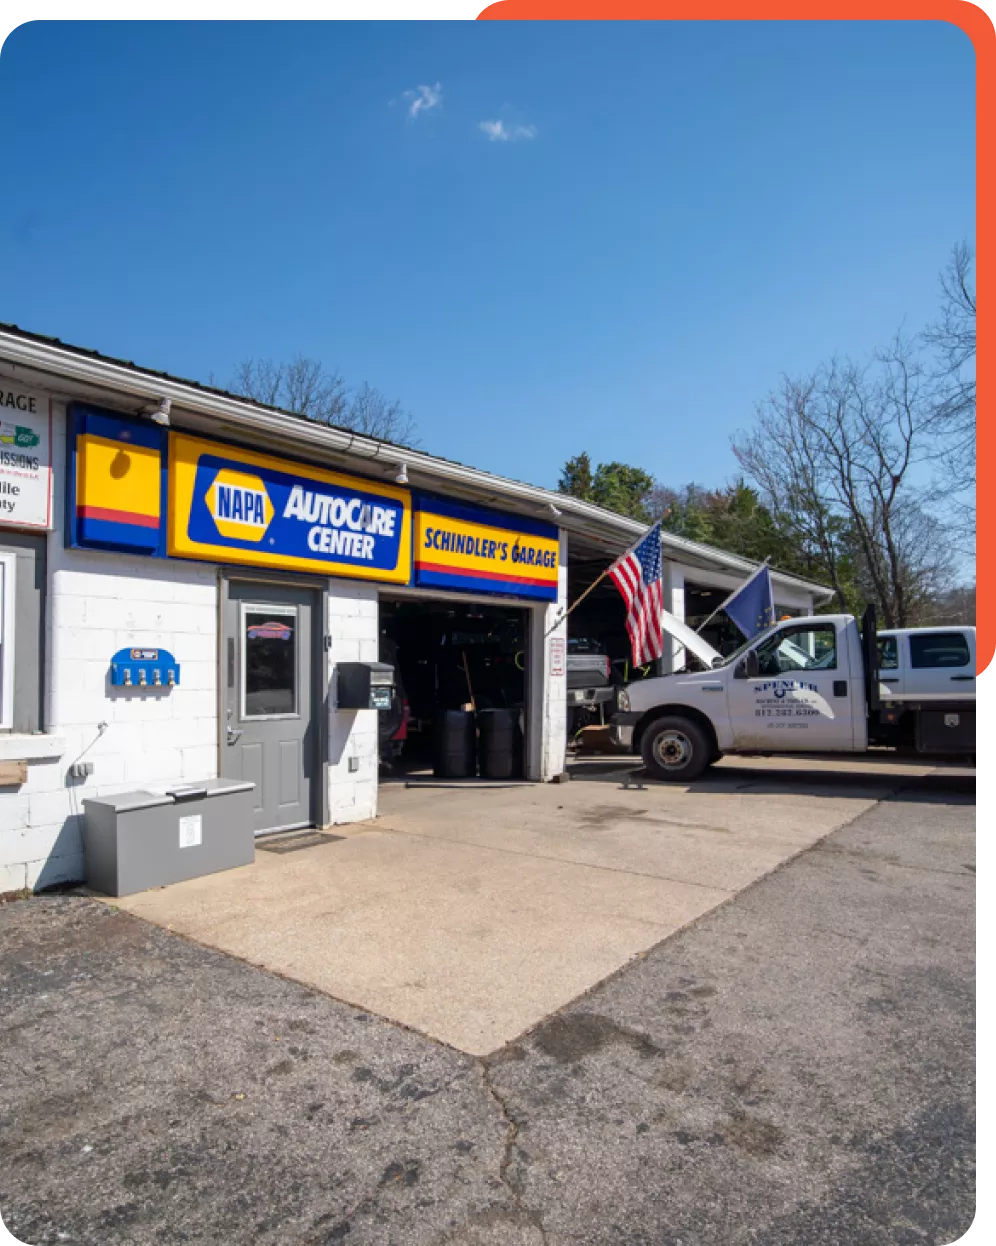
[378,596,528,778]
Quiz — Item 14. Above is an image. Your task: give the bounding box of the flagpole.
[693,558,771,635]
[543,521,661,640]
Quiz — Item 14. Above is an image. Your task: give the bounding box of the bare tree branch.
[733,341,950,627]
[345,383,419,446]
[229,357,419,447]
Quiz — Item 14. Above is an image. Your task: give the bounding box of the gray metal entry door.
[223,581,318,835]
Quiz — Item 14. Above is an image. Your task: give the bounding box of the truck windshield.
[713,628,823,670]
[714,632,764,667]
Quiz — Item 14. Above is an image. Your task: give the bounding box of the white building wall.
[662,562,686,673]
[326,579,379,825]
[527,529,568,781]
[0,398,220,892]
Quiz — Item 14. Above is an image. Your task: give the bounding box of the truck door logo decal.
[751,679,833,724]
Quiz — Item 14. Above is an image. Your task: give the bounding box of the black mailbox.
[337,661,396,710]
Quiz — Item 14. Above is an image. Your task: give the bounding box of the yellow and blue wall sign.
[168,433,412,583]
[65,416,559,603]
[414,493,560,602]
[67,405,168,555]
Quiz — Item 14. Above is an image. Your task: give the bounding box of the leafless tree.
[345,382,418,446]
[923,242,976,540]
[855,501,952,626]
[230,356,418,446]
[734,339,950,627]
[232,356,347,424]
[732,373,854,612]
[232,358,288,409]
[920,582,975,626]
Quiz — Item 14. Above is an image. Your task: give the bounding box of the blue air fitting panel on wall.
[110,647,180,689]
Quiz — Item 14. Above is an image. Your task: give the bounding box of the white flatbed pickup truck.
[876,626,976,699]
[610,609,976,781]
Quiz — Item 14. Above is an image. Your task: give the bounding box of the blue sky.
[0,20,974,491]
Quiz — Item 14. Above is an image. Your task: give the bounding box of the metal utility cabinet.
[82,778,255,897]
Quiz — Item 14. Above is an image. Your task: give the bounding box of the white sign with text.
[550,637,566,678]
[0,382,52,530]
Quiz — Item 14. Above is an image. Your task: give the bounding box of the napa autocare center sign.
[0,382,52,530]
[168,433,412,582]
[414,494,560,601]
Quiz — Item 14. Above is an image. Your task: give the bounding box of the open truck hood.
[658,609,724,670]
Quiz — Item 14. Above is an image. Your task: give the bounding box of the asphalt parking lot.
[0,763,974,1245]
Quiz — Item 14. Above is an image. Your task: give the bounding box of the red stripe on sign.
[78,506,160,528]
[417,560,555,588]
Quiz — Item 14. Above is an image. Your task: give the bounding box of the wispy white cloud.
[401,83,442,120]
[478,119,538,142]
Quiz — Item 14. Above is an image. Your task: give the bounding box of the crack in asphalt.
[479,1059,548,1244]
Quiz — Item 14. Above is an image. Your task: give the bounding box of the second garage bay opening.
[378,595,529,779]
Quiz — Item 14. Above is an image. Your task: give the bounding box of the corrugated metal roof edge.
[0,321,833,601]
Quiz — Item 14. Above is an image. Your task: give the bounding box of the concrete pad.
[112,829,727,1055]
[110,755,922,1056]
[376,766,889,892]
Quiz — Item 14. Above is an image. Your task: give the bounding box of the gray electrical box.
[82,778,255,897]
[336,661,395,710]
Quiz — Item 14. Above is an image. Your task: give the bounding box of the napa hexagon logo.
[207,469,274,542]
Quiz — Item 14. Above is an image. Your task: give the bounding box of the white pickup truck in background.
[610,610,976,781]
[876,627,976,699]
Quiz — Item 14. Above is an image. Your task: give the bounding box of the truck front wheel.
[640,716,712,782]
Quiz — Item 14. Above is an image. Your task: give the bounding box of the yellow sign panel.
[413,497,560,601]
[77,432,162,524]
[168,433,412,583]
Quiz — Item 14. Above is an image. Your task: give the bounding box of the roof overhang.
[0,326,833,603]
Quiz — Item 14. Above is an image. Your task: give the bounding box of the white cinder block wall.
[528,530,569,781]
[327,580,380,825]
[0,401,222,891]
[0,389,398,890]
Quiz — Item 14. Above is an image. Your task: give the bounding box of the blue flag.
[723,565,776,639]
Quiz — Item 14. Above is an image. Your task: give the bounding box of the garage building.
[0,325,831,891]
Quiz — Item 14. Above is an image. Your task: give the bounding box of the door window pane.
[243,609,297,716]
[877,637,899,670]
[909,633,971,669]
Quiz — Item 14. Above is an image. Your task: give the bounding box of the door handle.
[880,677,900,684]
[832,680,848,697]
[226,725,243,745]
[950,675,974,681]
[702,684,723,692]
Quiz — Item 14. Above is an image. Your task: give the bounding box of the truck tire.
[640,715,712,782]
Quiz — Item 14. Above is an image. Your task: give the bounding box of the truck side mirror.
[735,650,760,680]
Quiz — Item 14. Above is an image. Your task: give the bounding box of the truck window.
[908,633,971,669]
[756,624,837,676]
[878,637,899,670]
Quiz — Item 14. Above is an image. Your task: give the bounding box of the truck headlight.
[617,689,630,713]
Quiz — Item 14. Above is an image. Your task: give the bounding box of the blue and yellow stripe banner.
[414,494,560,601]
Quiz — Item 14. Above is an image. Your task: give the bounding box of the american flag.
[608,523,665,666]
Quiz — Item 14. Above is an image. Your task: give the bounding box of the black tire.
[640,715,712,782]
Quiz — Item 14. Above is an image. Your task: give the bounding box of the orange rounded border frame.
[479,0,988,672]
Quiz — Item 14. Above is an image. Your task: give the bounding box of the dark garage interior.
[378,596,528,774]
